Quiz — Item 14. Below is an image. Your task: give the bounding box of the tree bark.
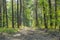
[0,0,2,27]
[19,0,22,26]
[5,0,8,28]
[17,0,19,28]
[12,0,14,28]
[2,0,8,27]
[55,0,57,29]
[48,0,53,28]
[43,1,48,29]
[35,0,38,27]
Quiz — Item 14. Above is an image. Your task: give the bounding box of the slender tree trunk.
[17,0,19,28]
[12,0,14,28]
[43,1,48,29]
[3,0,8,27]
[3,0,4,27]
[3,0,5,27]
[0,0,2,27]
[35,0,38,27]
[22,0,25,26]
[5,1,8,27]
[55,0,57,29]
[48,0,53,29]
[19,0,22,26]
[5,0,8,27]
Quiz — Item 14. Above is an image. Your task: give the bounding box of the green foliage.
[0,0,60,30]
[0,28,18,34]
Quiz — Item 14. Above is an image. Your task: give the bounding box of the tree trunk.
[22,0,25,26]
[12,0,14,28]
[5,0,8,28]
[2,0,8,27]
[35,0,38,27]
[43,1,48,29]
[55,0,57,29]
[17,0,19,28]
[0,0,2,27]
[48,0,53,29]
[19,0,22,26]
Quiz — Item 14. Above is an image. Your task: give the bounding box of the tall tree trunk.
[3,0,8,27]
[43,1,48,29]
[12,0,14,28]
[48,0,52,29]
[19,0,22,26]
[35,0,38,27]
[55,0,57,29]
[4,0,8,27]
[22,0,25,26]
[3,0,6,27]
[0,0,2,27]
[17,0,19,28]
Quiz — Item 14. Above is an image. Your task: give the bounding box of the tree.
[17,0,19,28]
[3,0,8,27]
[5,0,8,28]
[12,0,14,28]
[35,0,38,27]
[0,0,2,27]
[43,0,48,29]
[19,0,22,26]
[55,0,57,29]
[48,0,53,29]
[22,0,33,27]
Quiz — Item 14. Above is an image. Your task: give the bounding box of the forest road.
[0,28,60,40]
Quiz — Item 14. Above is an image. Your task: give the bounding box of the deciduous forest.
[0,0,60,40]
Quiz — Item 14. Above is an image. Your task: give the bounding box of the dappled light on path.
[0,27,59,40]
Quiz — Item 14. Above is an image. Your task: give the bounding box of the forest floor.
[0,27,60,40]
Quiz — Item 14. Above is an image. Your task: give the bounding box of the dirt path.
[0,27,60,40]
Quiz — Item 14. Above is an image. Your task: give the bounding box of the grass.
[0,27,19,34]
[0,25,59,34]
